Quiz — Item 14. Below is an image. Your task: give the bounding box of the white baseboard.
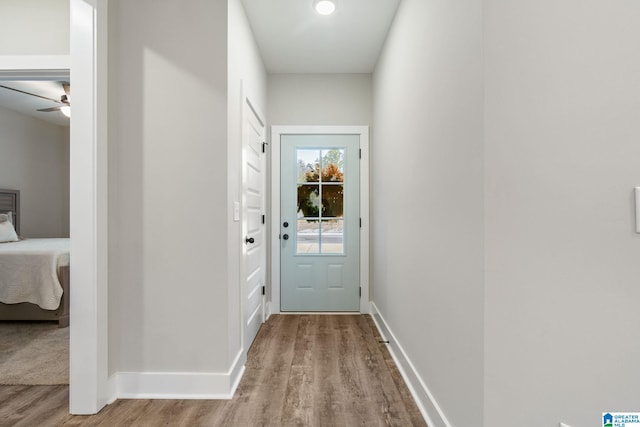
[106,374,117,404]
[110,349,246,400]
[369,302,452,427]
[265,300,273,320]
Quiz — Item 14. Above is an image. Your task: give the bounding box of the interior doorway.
[0,76,71,387]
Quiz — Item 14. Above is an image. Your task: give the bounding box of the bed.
[0,189,70,328]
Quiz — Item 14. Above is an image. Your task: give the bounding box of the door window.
[296,148,345,255]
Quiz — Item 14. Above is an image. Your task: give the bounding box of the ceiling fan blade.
[0,84,63,104]
[37,106,62,112]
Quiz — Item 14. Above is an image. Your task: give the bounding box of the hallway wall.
[374,1,640,425]
[268,73,371,126]
[228,0,268,364]
[484,1,640,425]
[371,0,484,425]
[108,0,230,375]
[0,0,69,56]
[266,72,371,312]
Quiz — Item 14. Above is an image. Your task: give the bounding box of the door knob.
[245,237,255,244]
[282,234,289,240]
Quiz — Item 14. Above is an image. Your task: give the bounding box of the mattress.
[0,238,70,310]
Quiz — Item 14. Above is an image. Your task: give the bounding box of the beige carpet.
[0,322,69,385]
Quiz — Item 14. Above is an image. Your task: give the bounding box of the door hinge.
[359,287,362,297]
[262,214,265,224]
[359,148,362,159]
[262,286,265,296]
[359,217,362,228]
[262,142,268,153]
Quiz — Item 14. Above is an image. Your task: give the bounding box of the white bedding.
[0,238,69,310]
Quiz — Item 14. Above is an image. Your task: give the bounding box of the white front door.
[242,95,266,351]
[280,134,361,311]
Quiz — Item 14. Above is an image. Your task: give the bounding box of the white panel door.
[280,134,360,311]
[242,96,265,351]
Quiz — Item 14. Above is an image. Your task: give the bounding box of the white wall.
[0,0,70,241]
[371,0,484,425]
[108,0,229,374]
[0,0,69,56]
[227,0,268,364]
[0,0,70,237]
[0,106,69,237]
[484,1,640,426]
[267,73,370,312]
[268,73,371,125]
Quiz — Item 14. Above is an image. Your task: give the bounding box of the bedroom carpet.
[0,322,68,385]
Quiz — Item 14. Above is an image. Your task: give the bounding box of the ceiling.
[0,1,399,123]
[0,81,70,127]
[241,0,401,73]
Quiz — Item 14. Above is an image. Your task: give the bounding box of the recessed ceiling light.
[314,0,336,15]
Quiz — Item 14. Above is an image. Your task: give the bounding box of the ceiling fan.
[0,82,71,117]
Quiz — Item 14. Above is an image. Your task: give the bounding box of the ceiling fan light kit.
[0,81,70,118]
[314,0,336,15]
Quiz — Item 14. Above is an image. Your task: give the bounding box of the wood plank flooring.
[0,315,427,427]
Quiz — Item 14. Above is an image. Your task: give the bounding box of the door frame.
[0,0,109,414]
[270,126,370,314]
[69,0,110,413]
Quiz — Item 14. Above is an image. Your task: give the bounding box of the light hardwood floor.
[0,315,427,426]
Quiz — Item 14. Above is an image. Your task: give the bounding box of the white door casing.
[1,0,109,413]
[69,0,110,413]
[270,126,370,314]
[241,91,266,352]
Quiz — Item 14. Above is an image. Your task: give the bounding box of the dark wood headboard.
[0,189,20,235]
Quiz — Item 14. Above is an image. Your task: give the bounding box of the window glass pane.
[321,219,344,254]
[320,149,345,181]
[297,149,320,182]
[297,220,319,254]
[297,184,320,218]
[295,148,346,256]
[321,184,343,218]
